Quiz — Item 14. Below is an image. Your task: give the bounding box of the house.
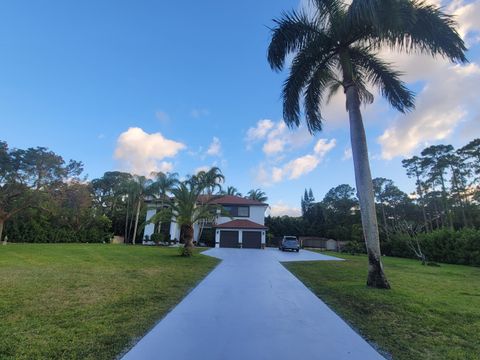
[143,195,269,249]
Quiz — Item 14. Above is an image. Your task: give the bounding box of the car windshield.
[284,239,298,245]
[284,237,297,240]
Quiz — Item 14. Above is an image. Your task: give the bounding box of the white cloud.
[283,154,320,179]
[378,63,480,159]
[342,147,352,161]
[206,136,222,156]
[376,0,480,159]
[245,119,275,143]
[114,127,186,175]
[247,119,313,156]
[268,201,302,217]
[255,138,336,185]
[190,108,210,118]
[314,138,337,156]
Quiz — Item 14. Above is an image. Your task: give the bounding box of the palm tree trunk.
[380,202,389,242]
[345,83,390,289]
[0,219,4,243]
[124,201,129,242]
[132,199,141,245]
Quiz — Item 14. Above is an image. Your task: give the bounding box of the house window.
[224,205,249,217]
[237,206,249,217]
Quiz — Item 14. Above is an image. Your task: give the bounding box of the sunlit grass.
[285,253,480,360]
[0,244,219,359]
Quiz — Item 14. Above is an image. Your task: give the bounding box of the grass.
[0,244,219,360]
[284,252,480,360]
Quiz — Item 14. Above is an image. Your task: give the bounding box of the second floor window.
[224,205,249,217]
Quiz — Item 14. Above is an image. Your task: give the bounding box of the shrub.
[383,228,480,266]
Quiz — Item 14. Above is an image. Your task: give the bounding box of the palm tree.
[151,181,219,256]
[267,0,466,288]
[247,189,268,203]
[221,186,243,197]
[192,167,225,196]
[150,171,179,234]
[130,175,153,244]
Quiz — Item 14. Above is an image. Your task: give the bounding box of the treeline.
[266,139,480,266]
[0,140,266,244]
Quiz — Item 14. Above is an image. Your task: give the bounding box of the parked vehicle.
[279,236,300,252]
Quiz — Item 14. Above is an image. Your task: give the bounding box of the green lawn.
[0,244,219,360]
[285,253,480,360]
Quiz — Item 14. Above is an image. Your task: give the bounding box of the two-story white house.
[143,195,268,249]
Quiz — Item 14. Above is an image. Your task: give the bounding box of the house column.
[143,206,156,241]
[215,230,220,248]
[239,230,243,249]
[261,231,266,249]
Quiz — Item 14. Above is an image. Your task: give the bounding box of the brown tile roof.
[215,219,268,230]
[198,195,268,206]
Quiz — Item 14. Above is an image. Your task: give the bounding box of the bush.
[382,228,480,266]
[341,241,366,255]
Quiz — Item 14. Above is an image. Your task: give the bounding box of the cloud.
[376,0,480,159]
[155,110,170,124]
[268,201,302,217]
[255,138,336,185]
[378,63,480,159]
[245,119,275,143]
[342,147,352,161]
[206,136,222,156]
[247,119,313,155]
[190,108,210,118]
[114,127,186,175]
[314,138,337,156]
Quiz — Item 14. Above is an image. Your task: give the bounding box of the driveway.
[121,248,385,360]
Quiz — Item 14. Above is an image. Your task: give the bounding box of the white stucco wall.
[144,208,157,239]
[216,205,267,225]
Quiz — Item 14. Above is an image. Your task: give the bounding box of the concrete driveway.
[121,248,385,360]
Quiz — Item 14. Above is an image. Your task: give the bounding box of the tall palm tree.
[267,0,466,288]
[130,175,153,244]
[150,171,179,234]
[247,189,268,203]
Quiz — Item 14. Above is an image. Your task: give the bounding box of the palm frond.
[303,63,336,133]
[348,0,467,63]
[350,46,414,112]
[267,10,320,71]
[326,80,342,104]
[309,0,346,27]
[282,39,336,127]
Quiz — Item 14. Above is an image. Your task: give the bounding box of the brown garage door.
[219,231,239,248]
[242,231,262,249]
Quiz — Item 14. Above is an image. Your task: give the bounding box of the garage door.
[219,231,239,248]
[242,231,262,249]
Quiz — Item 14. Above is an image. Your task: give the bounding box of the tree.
[149,181,219,256]
[129,175,153,244]
[150,171,179,234]
[402,156,430,231]
[267,0,466,288]
[221,186,243,197]
[247,189,268,203]
[0,142,83,242]
[190,167,225,196]
[421,145,455,228]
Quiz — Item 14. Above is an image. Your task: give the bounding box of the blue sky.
[1,0,479,216]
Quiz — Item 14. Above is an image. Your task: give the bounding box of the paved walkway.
[122,248,385,360]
